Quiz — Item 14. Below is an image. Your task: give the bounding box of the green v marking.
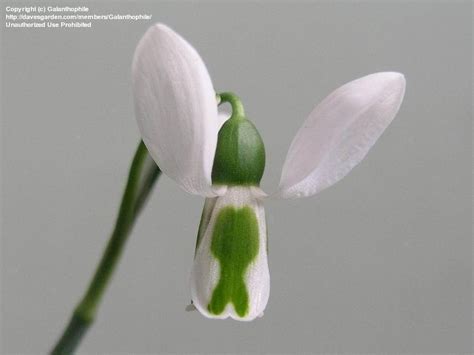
[207,206,259,317]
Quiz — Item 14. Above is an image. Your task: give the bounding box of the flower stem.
[217,92,246,118]
[51,141,161,355]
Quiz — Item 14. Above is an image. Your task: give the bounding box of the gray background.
[1,1,472,354]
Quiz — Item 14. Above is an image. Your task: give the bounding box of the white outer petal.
[277,72,406,198]
[190,187,270,321]
[132,23,220,196]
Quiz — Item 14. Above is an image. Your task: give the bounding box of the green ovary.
[207,206,259,317]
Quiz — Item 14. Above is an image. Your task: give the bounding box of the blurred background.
[1,1,472,353]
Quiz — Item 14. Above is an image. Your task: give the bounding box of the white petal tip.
[376,71,405,80]
[364,71,406,97]
[377,71,406,89]
[142,23,184,44]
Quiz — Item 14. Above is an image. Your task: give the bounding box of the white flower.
[132,23,406,321]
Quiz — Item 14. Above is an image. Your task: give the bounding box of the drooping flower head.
[132,24,406,321]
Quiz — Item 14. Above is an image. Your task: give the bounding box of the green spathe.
[208,205,259,317]
[211,92,265,186]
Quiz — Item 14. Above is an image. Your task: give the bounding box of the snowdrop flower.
[132,24,406,321]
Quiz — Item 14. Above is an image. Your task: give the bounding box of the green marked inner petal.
[207,206,259,317]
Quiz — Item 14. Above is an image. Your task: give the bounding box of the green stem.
[217,92,246,118]
[51,141,161,355]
